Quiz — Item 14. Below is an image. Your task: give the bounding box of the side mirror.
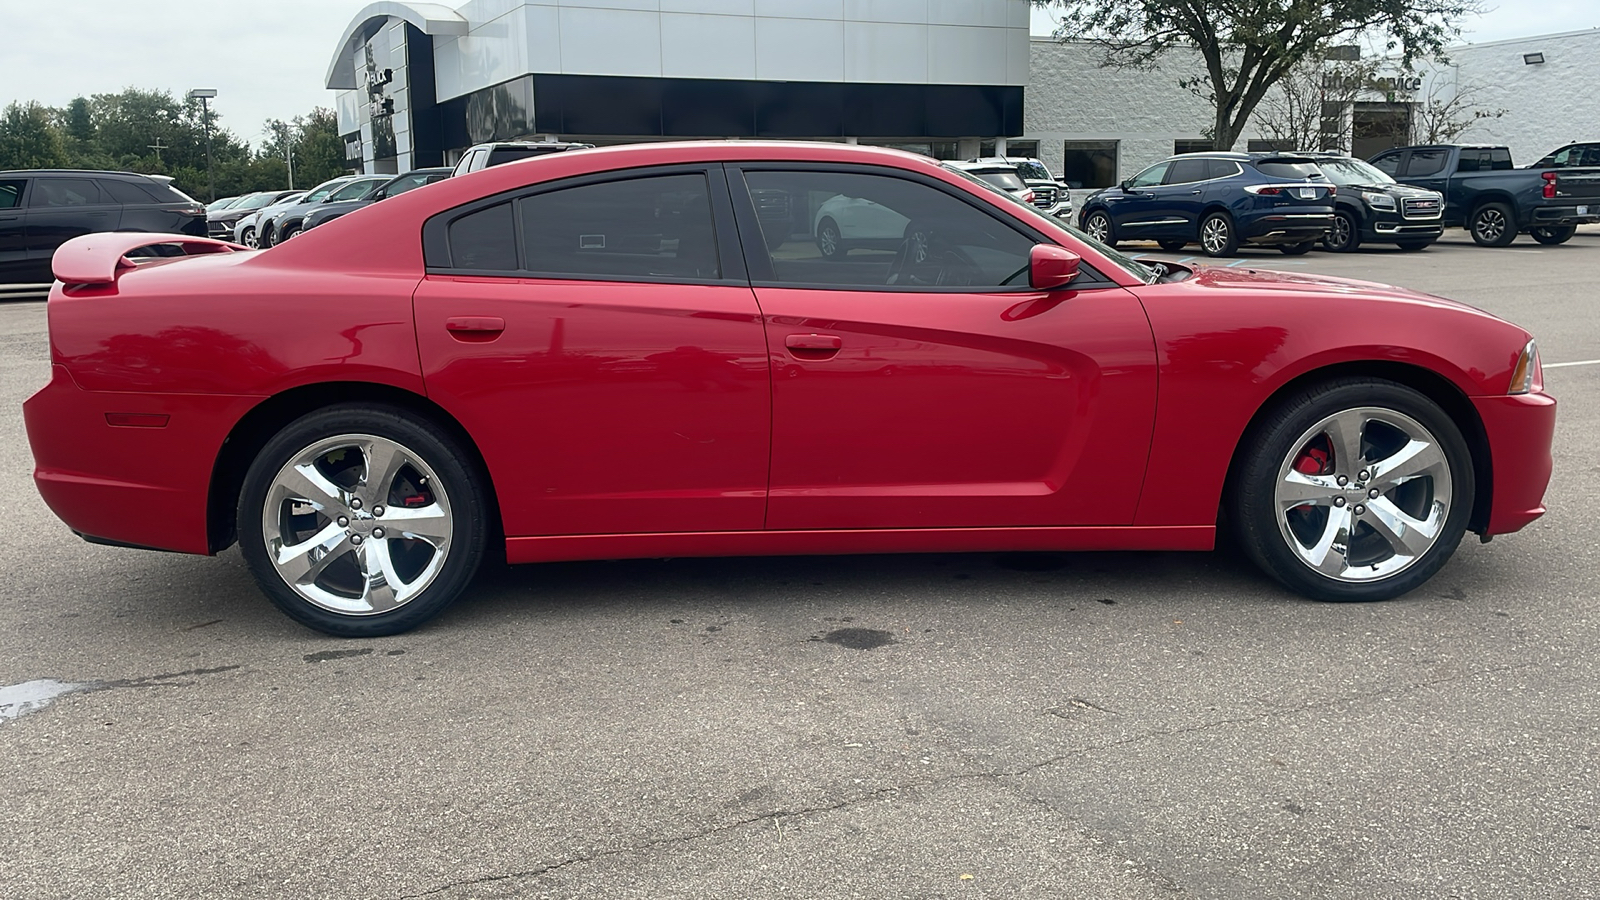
[1029,244,1081,290]
[1119,179,1133,191]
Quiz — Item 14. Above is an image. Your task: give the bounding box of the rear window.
[973,171,1025,191]
[1254,160,1322,180]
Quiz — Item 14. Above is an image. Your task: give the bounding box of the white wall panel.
[755,16,844,81]
[928,22,1006,84]
[557,6,664,76]
[844,21,928,82]
[661,12,757,79]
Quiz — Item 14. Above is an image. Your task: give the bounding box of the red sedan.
[23,142,1555,636]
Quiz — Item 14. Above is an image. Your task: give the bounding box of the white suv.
[966,156,1073,220]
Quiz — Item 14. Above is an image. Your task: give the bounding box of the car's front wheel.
[815,217,843,259]
[1470,202,1517,247]
[279,224,301,242]
[1083,210,1116,247]
[238,404,489,637]
[1199,212,1238,257]
[1529,225,1577,245]
[1231,379,1474,602]
[240,226,258,249]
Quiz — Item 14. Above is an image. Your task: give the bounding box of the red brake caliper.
[1293,440,1333,476]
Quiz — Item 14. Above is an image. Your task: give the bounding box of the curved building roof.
[325,1,468,90]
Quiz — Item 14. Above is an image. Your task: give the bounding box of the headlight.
[1508,339,1543,394]
[1362,192,1396,210]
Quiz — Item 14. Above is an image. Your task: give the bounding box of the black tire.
[1199,212,1239,257]
[1083,210,1117,247]
[1469,202,1517,247]
[238,404,489,637]
[1322,211,1361,253]
[1395,240,1434,251]
[815,217,843,259]
[1279,240,1316,255]
[1529,225,1577,245]
[240,226,257,249]
[1231,378,1474,603]
[279,224,301,243]
[1157,239,1187,251]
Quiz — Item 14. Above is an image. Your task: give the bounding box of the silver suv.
[967,156,1072,220]
[451,140,594,177]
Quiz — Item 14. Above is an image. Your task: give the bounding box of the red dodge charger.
[23,142,1555,636]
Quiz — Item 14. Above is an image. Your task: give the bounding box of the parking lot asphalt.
[1,228,1597,899]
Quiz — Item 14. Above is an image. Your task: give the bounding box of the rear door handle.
[785,333,842,359]
[445,316,505,341]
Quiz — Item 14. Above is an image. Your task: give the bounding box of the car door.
[1401,148,1452,204]
[730,165,1158,531]
[1103,161,1171,237]
[1147,156,1212,238]
[0,178,31,282]
[413,164,772,538]
[25,176,122,272]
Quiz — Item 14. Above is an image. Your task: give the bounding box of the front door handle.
[785,333,842,358]
[1189,190,1202,195]
[445,315,505,342]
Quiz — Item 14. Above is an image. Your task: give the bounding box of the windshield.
[328,178,384,201]
[973,170,1026,192]
[207,196,243,212]
[1314,157,1395,186]
[236,192,283,210]
[942,165,1158,283]
[1014,161,1052,181]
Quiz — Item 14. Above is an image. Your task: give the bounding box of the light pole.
[187,88,218,201]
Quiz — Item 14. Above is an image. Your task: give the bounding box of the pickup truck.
[1368,144,1600,246]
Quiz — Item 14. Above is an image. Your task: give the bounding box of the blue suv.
[1078,153,1335,257]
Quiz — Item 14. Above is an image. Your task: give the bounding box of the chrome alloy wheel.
[241,226,258,249]
[1273,407,1452,582]
[1326,214,1353,250]
[818,221,840,257]
[1474,207,1507,243]
[1201,217,1230,254]
[262,434,453,615]
[1084,212,1110,243]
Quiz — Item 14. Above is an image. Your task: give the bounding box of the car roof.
[0,168,167,181]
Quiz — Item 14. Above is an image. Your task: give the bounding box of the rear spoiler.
[53,233,244,286]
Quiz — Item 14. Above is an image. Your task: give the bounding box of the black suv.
[450,140,593,176]
[1300,153,1444,252]
[0,170,205,285]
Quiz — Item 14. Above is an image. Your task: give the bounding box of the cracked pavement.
[2,229,1598,899]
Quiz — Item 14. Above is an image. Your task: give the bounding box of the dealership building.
[328,2,1600,190]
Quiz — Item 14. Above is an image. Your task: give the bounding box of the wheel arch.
[1466,191,1518,224]
[1220,360,1493,534]
[206,381,502,554]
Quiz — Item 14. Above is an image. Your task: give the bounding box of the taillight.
[1245,185,1284,195]
[1327,185,1337,196]
[1541,171,1557,199]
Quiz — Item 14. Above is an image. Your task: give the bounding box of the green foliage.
[0,102,68,169]
[0,88,351,200]
[1033,0,1484,151]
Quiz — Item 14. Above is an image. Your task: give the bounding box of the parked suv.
[450,140,593,177]
[301,167,451,234]
[0,169,205,285]
[262,175,388,246]
[1078,153,1334,257]
[944,161,1038,205]
[967,156,1072,219]
[1369,144,1600,246]
[1299,153,1444,252]
[206,189,297,240]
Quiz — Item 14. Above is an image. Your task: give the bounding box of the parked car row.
[1078,142,1600,257]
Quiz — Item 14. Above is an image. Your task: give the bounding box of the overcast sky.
[0,1,1592,152]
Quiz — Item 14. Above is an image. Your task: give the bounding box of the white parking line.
[1545,359,1600,369]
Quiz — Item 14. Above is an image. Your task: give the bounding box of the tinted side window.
[1490,148,1512,170]
[32,178,103,207]
[1206,160,1242,180]
[0,179,24,209]
[745,170,1035,289]
[1165,158,1209,184]
[98,180,159,204]
[1405,150,1449,177]
[519,173,718,280]
[447,202,516,271]
[1370,153,1403,176]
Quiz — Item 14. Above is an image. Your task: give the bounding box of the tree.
[0,102,67,169]
[1412,78,1504,144]
[1253,48,1382,152]
[1032,0,1482,151]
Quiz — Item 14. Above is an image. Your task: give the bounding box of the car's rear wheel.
[1083,210,1116,247]
[1470,202,1517,247]
[1232,379,1473,602]
[1157,239,1187,251]
[1199,212,1238,257]
[1279,240,1316,255]
[815,217,843,259]
[1322,211,1361,252]
[238,404,488,637]
[1529,225,1577,245]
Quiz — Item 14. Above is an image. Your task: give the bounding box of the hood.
[1186,264,1492,317]
[1342,182,1442,199]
